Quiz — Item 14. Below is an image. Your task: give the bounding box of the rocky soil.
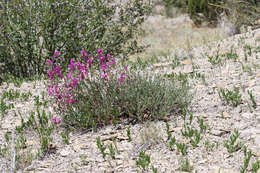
[0,16,260,173]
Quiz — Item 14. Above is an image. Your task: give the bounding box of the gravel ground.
[0,20,260,173]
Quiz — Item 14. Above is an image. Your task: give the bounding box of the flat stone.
[223,112,231,118]
[26,140,38,146]
[242,113,254,119]
[116,160,124,166]
[216,112,231,119]
[210,129,223,136]
[60,148,71,157]
[181,59,192,65]
[196,84,206,88]
[73,143,87,152]
[216,82,227,88]
[251,147,260,157]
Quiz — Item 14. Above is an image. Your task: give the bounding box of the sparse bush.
[161,0,260,29]
[0,0,151,79]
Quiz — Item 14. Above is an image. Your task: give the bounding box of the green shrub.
[61,70,191,128]
[0,0,151,78]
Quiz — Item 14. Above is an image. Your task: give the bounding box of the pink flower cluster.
[46,48,128,115]
[52,117,61,125]
[96,48,116,80]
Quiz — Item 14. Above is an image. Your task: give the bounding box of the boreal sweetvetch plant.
[46,49,191,128]
[0,0,151,79]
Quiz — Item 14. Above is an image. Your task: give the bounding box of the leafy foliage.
[0,0,151,78]
[62,70,191,128]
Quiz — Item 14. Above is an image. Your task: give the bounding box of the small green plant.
[204,140,215,152]
[92,120,97,132]
[244,45,252,62]
[16,130,27,150]
[152,166,158,173]
[127,127,132,142]
[0,98,14,117]
[208,54,222,66]
[2,89,20,100]
[248,90,257,109]
[61,131,70,145]
[112,137,120,155]
[181,107,187,121]
[136,151,151,171]
[190,130,202,148]
[252,160,260,173]
[176,142,188,156]
[224,129,243,153]
[15,109,55,153]
[96,136,106,159]
[2,89,32,101]
[108,143,116,160]
[171,55,181,69]
[164,72,189,83]
[224,47,238,61]
[241,64,253,73]
[169,136,176,151]
[20,92,32,101]
[218,88,242,107]
[4,132,10,142]
[188,112,194,125]
[165,122,172,141]
[240,147,252,173]
[34,95,48,108]
[181,125,194,138]
[197,117,207,133]
[180,158,193,172]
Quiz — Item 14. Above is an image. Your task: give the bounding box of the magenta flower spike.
[80,48,88,57]
[118,72,125,83]
[67,72,72,80]
[87,58,94,68]
[97,48,103,54]
[101,73,108,80]
[107,53,111,60]
[52,50,60,59]
[47,70,55,80]
[70,58,75,64]
[48,85,55,96]
[110,57,116,65]
[52,117,61,125]
[101,63,107,72]
[100,55,106,64]
[52,117,57,124]
[124,65,128,71]
[46,59,53,65]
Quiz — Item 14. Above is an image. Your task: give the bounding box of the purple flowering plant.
[46,48,128,125]
[46,48,190,128]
